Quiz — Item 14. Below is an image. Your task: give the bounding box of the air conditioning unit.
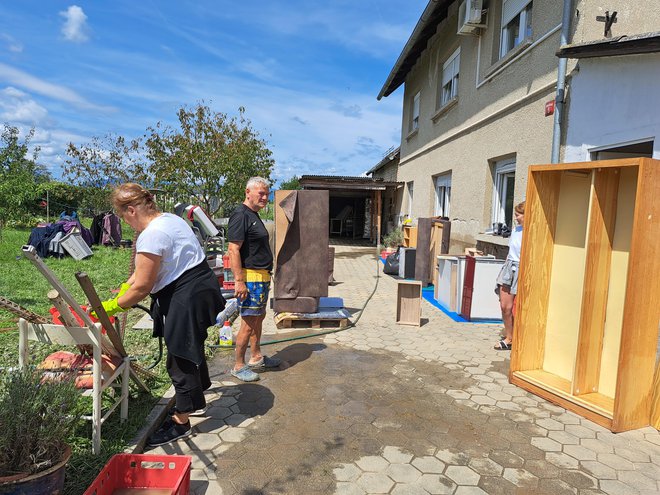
[457,0,486,35]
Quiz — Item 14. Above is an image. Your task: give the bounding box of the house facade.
[379,0,565,252]
[366,147,403,235]
[558,1,660,162]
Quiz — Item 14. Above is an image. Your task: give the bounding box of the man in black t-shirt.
[227,177,281,382]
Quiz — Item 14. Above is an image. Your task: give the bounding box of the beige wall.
[396,0,562,250]
[571,0,660,42]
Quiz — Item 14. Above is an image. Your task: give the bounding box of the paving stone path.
[145,244,660,495]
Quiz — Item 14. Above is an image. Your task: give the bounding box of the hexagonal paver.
[335,482,366,495]
[535,418,565,431]
[356,472,394,493]
[435,449,469,465]
[382,446,414,464]
[387,463,422,483]
[334,463,362,482]
[502,468,538,489]
[454,487,488,495]
[412,456,446,474]
[468,458,503,476]
[445,465,480,485]
[617,470,658,491]
[563,444,597,461]
[615,447,651,463]
[600,479,643,495]
[580,460,617,479]
[531,436,562,452]
[548,430,580,445]
[355,455,389,472]
[390,483,428,495]
[598,453,635,470]
[188,433,222,451]
[417,473,457,494]
[545,452,579,469]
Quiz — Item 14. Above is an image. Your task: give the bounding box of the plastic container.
[218,321,233,347]
[50,305,114,327]
[83,453,192,495]
[60,231,93,260]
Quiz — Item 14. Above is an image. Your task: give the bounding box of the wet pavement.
[143,244,660,495]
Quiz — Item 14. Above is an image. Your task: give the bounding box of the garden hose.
[206,248,382,349]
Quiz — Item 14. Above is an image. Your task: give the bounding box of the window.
[407,181,414,218]
[492,159,516,228]
[500,0,533,58]
[434,173,451,217]
[411,92,420,131]
[439,49,460,108]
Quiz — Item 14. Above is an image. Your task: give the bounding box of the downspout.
[551,0,574,163]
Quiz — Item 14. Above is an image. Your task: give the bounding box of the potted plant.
[381,229,404,259]
[0,368,83,494]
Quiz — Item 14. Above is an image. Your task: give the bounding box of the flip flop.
[494,339,512,350]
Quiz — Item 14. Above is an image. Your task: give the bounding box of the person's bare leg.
[499,287,515,344]
[234,317,254,370]
[247,314,266,364]
[172,412,190,425]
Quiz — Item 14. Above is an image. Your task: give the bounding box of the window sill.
[485,39,533,80]
[405,128,419,141]
[475,232,510,247]
[431,97,458,122]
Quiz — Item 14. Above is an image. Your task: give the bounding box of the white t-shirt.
[136,213,205,293]
[507,225,523,262]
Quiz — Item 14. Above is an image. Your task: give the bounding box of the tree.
[279,175,301,190]
[145,103,274,217]
[63,134,149,212]
[0,125,50,222]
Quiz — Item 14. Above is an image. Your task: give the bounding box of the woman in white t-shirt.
[494,201,525,350]
[98,183,225,447]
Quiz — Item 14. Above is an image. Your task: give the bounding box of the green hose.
[207,247,382,349]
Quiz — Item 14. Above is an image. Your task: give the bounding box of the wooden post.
[376,190,382,248]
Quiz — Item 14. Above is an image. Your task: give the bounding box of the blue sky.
[0,1,427,185]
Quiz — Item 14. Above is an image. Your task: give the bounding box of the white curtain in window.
[502,0,531,25]
[441,50,460,86]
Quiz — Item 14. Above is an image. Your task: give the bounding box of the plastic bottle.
[215,298,238,326]
[218,321,233,347]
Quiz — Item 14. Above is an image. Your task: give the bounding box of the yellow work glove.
[117,282,131,298]
[92,298,128,318]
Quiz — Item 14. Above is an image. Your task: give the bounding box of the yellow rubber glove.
[117,282,131,298]
[92,298,127,318]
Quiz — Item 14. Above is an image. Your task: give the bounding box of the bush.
[382,229,403,248]
[0,369,85,476]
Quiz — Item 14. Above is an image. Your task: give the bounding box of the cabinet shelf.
[510,158,660,432]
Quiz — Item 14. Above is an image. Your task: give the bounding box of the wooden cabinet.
[403,226,417,247]
[396,281,422,326]
[510,158,660,432]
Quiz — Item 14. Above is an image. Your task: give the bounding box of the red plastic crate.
[84,454,192,495]
[222,280,235,290]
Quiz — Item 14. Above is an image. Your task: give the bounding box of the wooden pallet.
[276,317,349,330]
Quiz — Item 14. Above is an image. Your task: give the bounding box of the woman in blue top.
[494,201,525,350]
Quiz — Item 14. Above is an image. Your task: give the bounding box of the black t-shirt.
[227,204,273,271]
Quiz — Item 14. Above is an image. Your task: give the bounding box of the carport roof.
[300,175,401,191]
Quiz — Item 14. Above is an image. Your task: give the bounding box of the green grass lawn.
[0,225,221,493]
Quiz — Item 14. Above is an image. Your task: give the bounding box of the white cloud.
[60,5,89,43]
[1,33,23,53]
[0,86,49,123]
[0,63,114,112]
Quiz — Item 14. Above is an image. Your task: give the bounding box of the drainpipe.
[551,0,574,163]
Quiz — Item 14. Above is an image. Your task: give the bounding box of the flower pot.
[0,445,71,495]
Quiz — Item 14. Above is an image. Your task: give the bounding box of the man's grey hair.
[246,177,269,190]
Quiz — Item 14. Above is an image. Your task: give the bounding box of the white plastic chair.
[18,318,130,454]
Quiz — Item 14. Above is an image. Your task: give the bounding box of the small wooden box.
[396,280,422,326]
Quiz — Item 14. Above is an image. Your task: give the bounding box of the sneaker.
[230,365,260,382]
[248,355,282,371]
[147,421,191,447]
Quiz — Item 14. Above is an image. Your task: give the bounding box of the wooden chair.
[18,318,130,454]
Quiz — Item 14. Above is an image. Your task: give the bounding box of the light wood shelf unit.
[510,158,660,432]
[403,226,417,248]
